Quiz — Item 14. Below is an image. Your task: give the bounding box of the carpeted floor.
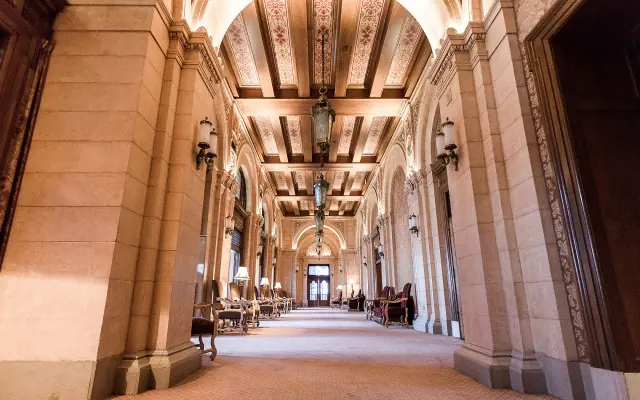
[115,308,555,399]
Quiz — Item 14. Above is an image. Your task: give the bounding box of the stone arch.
[381,143,407,213]
[292,222,346,250]
[187,0,479,51]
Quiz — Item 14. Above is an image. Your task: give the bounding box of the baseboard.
[413,315,428,333]
[427,316,443,335]
[509,352,547,394]
[454,344,512,389]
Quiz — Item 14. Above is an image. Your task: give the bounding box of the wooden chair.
[230,282,260,328]
[255,286,276,319]
[216,281,248,335]
[330,289,342,308]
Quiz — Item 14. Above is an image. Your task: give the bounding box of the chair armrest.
[382,298,408,304]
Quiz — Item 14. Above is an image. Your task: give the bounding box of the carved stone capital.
[362,234,372,244]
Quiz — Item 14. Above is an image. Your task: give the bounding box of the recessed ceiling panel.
[338,116,357,154]
[263,0,297,86]
[385,15,422,86]
[313,0,335,85]
[255,116,279,155]
[348,0,385,86]
[226,15,261,87]
[286,116,303,154]
[362,116,388,155]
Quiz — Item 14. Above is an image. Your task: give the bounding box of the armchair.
[366,286,391,321]
[191,300,219,360]
[330,289,342,308]
[347,289,365,312]
[270,288,285,315]
[383,282,414,328]
[230,282,260,328]
[255,286,276,319]
[215,280,248,334]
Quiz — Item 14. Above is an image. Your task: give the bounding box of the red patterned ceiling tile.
[384,15,423,86]
[287,116,303,154]
[338,116,356,154]
[255,116,279,155]
[263,0,297,86]
[226,14,261,87]
[362,116,388,155]
[348,0,385,86]
[312,0,335,85]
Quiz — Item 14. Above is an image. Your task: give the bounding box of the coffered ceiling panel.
[352,171,367,191]
[348,0,386,86]
[286,116,303,154]
[313,0,335,85]
[362,116,388,155]
[263,0,297,86]
[254,116,279,155]
[294,171,307,191]
[337,116,357,154]
[226,15,261,87]
[273,171,289,191]
[384,14,423,86]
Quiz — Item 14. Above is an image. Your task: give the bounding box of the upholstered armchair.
[366,286,391,321]
[230,282,260,328]
[330,289,342,308]
[191,294,219,360]
[270,288,285,315]
[215,281,248,334]
[254,286,276,319]
[383,282,414,328]
[347,289,365,312]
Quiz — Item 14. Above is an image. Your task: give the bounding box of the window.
[320,280,329,300]
[235,170,247,209]
[308,265,329,276]
[310,281,317,300]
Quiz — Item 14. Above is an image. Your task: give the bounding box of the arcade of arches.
[0,0,639,399]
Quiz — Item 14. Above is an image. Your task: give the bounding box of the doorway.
[529,0,640,371]
[307,265,330,307]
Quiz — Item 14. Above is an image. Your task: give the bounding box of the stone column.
[379,212,396,289]
[262,234,276,286]
[241,213,262,299]
[406,173,432,333]
[429,26,513,389]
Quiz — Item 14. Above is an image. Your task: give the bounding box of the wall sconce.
[378,243,384,259]
[435,118,458,171]
[257,243,263,258]
[409,213,419,236]
[362,255,367,268]
[224,215,234,237]
[339,264,343,273]
[196,117,218,170]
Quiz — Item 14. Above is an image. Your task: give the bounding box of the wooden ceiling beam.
[219,44,240,97]
[263,162,377,172]
[325,171,335,195]
[290,0,310,98]
[300,115,313,162]
[270,116,289,162]
[334,0,359,97]
[343,171,356,195]
[338,201,348,216]
[286,172,296,195]
[242,114,266,162]
[329,115,343,162]
[352,116,373,162]
[236,98,406,116]
[242,2,275,98]
[305,171,314,196]
[277,195,362,202]
[291,200,300,216]
[376,116,401,162]
[370,3,408,98]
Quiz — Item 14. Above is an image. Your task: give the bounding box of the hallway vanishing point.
[115,309,554,400]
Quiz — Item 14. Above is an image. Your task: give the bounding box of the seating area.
[365,284,415,328]
[191,280,296,360]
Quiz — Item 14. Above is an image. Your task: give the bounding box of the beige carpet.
[115,309,555,399]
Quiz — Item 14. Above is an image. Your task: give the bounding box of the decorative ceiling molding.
[385,15,422,86]
[362,116,388,155]
[348,0,385,86]
[255,116,279,155]
[312,0,335,85]
[352,171,367,191]
[345,202,355,211]
[263,0,297,86]
[338,116,356,154]
[273,171,289,191]
[333,172,344,190]
[226,15,261,87]
[295,172,307,191]
[286,116,303,154]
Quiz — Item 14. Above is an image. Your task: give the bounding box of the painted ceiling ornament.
[287,116,303,154]
[362,117,387,155]
[348,0,385,85]
[263,0,296,86]
[312,0,334,85]
[255,116,279,155]
[385,15,423,86]
[226,14,261,86]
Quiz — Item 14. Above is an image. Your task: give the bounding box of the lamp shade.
[209,128,218,155]
[260,277,269,286]
[312,96,335,151]
[199,117,212,145]
[274,282,282,289]
[409,213,418,230]
[442,118,456,147]
[348,279,355,285]
[435,131,446,156]
[337,285,343,290]
[314,174,329,209]
[378,243,384,253]
[234,266,250,281]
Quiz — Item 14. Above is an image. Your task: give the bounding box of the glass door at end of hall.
[307,265,330,307]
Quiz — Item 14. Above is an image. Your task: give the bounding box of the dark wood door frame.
[307,264,330,307]
[526,0,640,371]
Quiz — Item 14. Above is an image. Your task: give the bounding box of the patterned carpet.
[115,309,555,399]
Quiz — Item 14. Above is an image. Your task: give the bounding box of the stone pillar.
[379,212,396,289]
[0,3,178,398]
[242,213,262,299]
[429,25,513,389]
[406,173,432,333]
[262,234,276,287]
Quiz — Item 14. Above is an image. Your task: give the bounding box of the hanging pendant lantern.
[311,33,335,154]
[314,209,325,233]
[314,173,329,210]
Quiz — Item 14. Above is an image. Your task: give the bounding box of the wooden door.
[307,265,330,307]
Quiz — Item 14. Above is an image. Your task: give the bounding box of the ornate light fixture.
[314,208,325,233]
[196,117,218,170]
[224,215,235,237]
[378,243,384,259]
[436,118,458,171]
[311,33,335,155]
[362,255,367,268]
[274,282,282,290]
[314,173,329,211]
[233,266,250,296]
[260,277,270,286]
[409,213,419,236]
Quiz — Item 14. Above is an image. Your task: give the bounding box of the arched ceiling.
[194,0,450,218]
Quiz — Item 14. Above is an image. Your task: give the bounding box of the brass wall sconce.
[362,255,367,268]
[196,117,218,170]
[224,215,234,237]
[409,213,419,236]
[435,118,458,171]
[378,243,384,259]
